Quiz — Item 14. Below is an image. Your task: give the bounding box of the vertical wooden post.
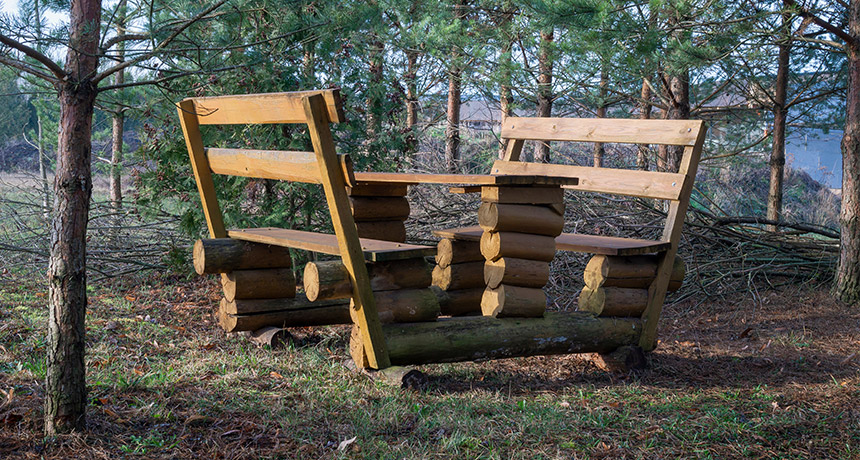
[303,94,390,369]
[638,124,706,350]
[177,100,226,238]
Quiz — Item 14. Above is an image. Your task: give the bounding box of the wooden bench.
[437,116,706,351]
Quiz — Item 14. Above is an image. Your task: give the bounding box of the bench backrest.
[177,89,391,368]
[496,116,706,245]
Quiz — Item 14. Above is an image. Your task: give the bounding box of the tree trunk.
[593,66,608,167]
[534,29,553,163]
[109,0,126,211]
[404,49,419,157]
[657,72,690,173]
[446,58,461,173]
[498,37,513,159]
[37,114,50,218]
[835,2,860,305]
[45,0,101,436]
[366,37,384,147]
[637,77,652,170]
[767,13,791,232]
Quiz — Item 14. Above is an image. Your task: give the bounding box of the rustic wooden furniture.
[436,116,706,352]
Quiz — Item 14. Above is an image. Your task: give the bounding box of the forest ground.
[1,271,858,459]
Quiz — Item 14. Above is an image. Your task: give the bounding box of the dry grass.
[1,271,858,459]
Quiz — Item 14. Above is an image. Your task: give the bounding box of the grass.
[1,272,859,459]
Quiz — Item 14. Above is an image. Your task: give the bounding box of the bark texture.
[534,29,554,163]
[767,12,791,231]
[45,0,101,436]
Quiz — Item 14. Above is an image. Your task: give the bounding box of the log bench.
[434,116,706,352]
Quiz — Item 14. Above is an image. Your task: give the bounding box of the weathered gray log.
[304,258,432,302]
[351,312,642,366]
[193,238,292,274]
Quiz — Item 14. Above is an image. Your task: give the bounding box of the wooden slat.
[227,228,435,261]
[206,148,354,185]
[433,226,670,256]
[501,117,704,146]
[353,172,578,186]
[177,100,226,238]
[187,90,345,125]
[491,160,685,200]
[303,93,389,369]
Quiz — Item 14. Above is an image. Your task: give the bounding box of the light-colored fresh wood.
[431,286,484,316]
[347,183,409,197]
[192,239,292,274]
[350,196,410,221]
[247,327,292,349]
[432,261,486,291]
[354,220,407,243]
[578,286,649,317]
[435,238,483,268]
[370,312,642,365]
[448,186,482,194]
[478,202,564,236]
[480,186,563,204]
[491,160,686,200]
[222,268,296,301]
[481,284,547,318]
[584,255,684,291]
[502,138,525,161]
[303,258,433,302]
[501,117,704,146]
[434,226,670,256]
[479,231,557,262]
[177,100,226,238]
[349,288,440,324]
[304,93,390,368]
[353,172,578,186]
[206,148,355,185]
[484,258,550,289]
[227,227,434,261]
[640,128,706,350]
[188,90,345,125]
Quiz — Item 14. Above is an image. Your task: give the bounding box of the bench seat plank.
[229,227,435,262]
[432,226,670,256]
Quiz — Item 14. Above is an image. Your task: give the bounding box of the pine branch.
[102,33,150,51]
[93,0,228,85]
[782,0,853,47]
[0,33,66,79]
[0,54,58,82]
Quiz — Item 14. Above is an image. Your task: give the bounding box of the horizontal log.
[218,297,351,332]
[435,238,483,268]
[353,312,642,366]
[481,284,546,318]
[220,295,349,315]
[347,183,409,197]
[480,231,557,262]
[480,186,563,204]
[478,202,564,236]
[349,288,441,324]
[484,258,550,289]
[584,255,685,291]
[355,220,406,243]
[432,261,486,291]
[303,258,433,302]
[193,239,292,274]
[350,196,411,221]
[578,286,649,317]
[221,268,296,301]
[431,286,484,316]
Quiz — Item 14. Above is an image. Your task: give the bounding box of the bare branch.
[0,33,66,79]
[102,33,150,52]
[97,64,245,92]
[93,0,228,85]
[0,54,58,82]
[783,0,854,47]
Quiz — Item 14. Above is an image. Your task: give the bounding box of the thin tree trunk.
[446,60,461,173]
[534,29,553,163]
[657,71,689,173]
[37,114,50,217]
[109,0,126,211]
[404,49,419,158]
[45,0,101,436]
[834,0,860,305]
[498,34,513,159]
[366,37,384,147]
[637,77,652,170]
[767,12,791,232]
[593,66,608,167]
